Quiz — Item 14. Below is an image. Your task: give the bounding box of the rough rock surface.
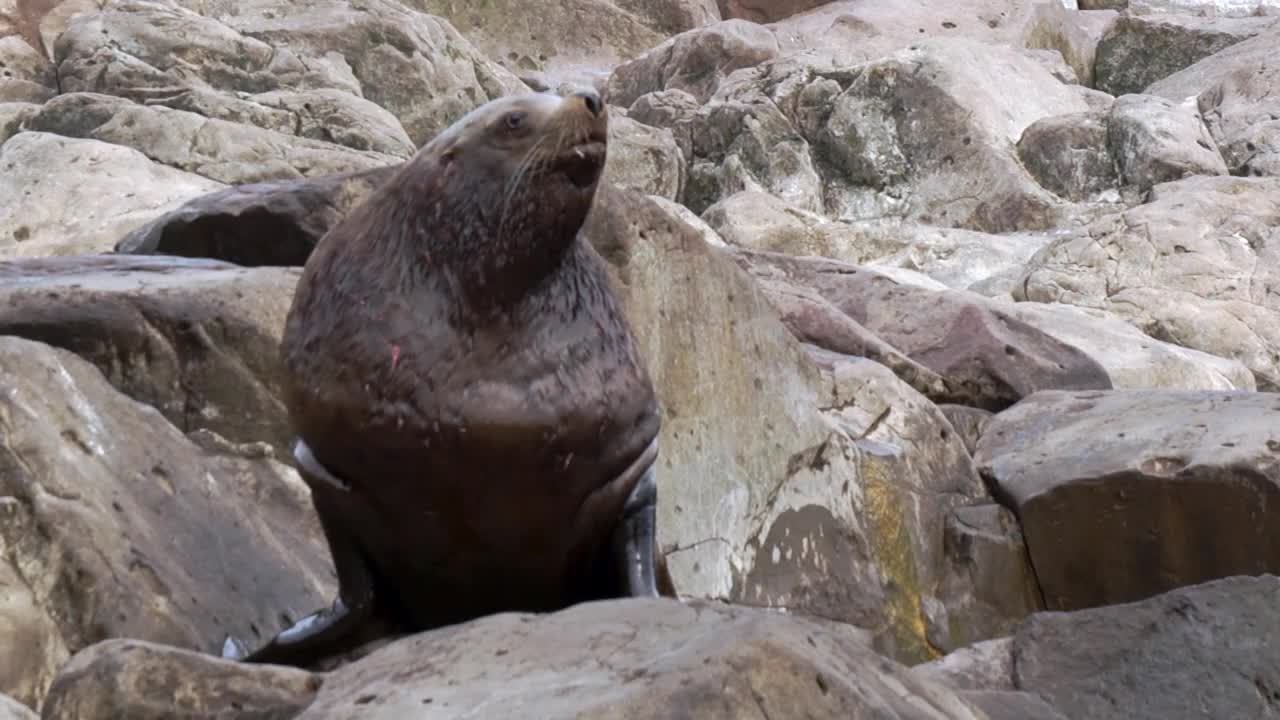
[718,0,833,23]
[1017,175,1280,390]
[1106,92,1227,197]
[0,102,39,143]
[0,255,298,456]
[588,187,994,664]
[299,599,986,719]
[407,0,669,92]
[1148,27,1280,177]
[606,19,779,107]
[703,190,1054,292]
[975,389,1280,611]
[115,166,397,266]
[995,300,1257,391]
[932,504,1043,653]
[1022,2,1119,87]
[41,639,320,720]
[29,92,399,184]
[1010,574,1280,720]
[803,38,1092,232]
[0,131,226,258]
[60,0,527,146]
[734,248,1114,411]
[1094,12,1276,96]
[602,113,686,200]
[1016,110,1120,203]
[0,335,333,710]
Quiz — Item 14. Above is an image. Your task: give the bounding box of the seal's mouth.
[556,136,607,189]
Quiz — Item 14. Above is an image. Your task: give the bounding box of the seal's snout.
[575,90,604,117]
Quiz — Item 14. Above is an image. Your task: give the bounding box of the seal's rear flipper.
[611,441,660,598]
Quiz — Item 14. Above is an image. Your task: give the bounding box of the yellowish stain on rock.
[860,455,943,664]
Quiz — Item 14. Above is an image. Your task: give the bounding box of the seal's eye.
[504,111,527,130]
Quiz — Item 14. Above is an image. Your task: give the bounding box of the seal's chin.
[555,139,606,190]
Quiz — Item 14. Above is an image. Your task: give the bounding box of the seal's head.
[394,90,608,281]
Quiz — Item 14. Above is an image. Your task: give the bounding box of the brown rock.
[41,639,320,720]
[297,598,987,719]
[606,19,779,107]
[0,255,299,457]
[733,248,1114,411]
[1022,4,1120,87]
[975,389,1280,611]
[1010,575,1280,720]
[960,691,1068,720]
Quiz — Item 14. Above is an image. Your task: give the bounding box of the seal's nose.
[575,91,603,117]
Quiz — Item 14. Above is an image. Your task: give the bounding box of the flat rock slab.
[975,389,1280,611]
[0,254,299,456]
[734,248,1113,411]
[298,598,985,719]
[42,639,320,720]
[1012,574,1280,720]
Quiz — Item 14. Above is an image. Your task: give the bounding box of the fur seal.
[222,89,665,667]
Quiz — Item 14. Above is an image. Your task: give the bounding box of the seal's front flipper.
[612,460,660,598]
[223,438,380,668]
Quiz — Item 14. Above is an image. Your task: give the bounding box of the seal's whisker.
[497,132,558,238]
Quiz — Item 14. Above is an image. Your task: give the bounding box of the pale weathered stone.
[587,187,988,664]
[606,19,779,107]
[29,92,399,184]
[396,0,662,96]
[1017,175,1280,389]
[913,637,1016,692]
[170,0,528,145]
[1022,3,1120,87]
[1094,12,1276,95]
[975,388,1280,610]
[116,166,397,266]
[735,249,1114,411]
[0,102,37,144]
[1107,93,1227,196]
[995,300,1257,391]
[0,131,225,258]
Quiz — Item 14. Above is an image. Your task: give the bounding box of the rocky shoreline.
[1,0,1278,718]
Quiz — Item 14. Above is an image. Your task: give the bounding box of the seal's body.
[224,90,663,668]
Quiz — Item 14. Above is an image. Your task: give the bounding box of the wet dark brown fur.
[266,91,664,657]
